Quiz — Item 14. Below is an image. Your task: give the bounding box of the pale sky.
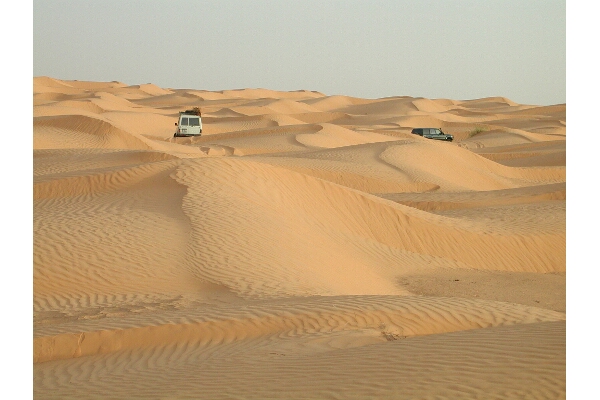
[34,0,565,105]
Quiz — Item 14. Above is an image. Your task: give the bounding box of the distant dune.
[33,77,566,399]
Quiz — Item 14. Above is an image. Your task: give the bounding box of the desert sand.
[33,77,566,399]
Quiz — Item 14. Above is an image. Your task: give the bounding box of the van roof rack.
[181,107,201,116]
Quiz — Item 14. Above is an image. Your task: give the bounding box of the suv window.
[181,117,189,126]
[188,117,200,126]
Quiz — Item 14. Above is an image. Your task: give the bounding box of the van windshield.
[188,117,200,126]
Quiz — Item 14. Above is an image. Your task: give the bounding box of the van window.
[181,117,189,126]
[188,117,200,126]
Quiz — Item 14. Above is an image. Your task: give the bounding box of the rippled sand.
[33,77,566,399]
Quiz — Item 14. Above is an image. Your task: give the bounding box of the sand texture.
[33,77,566,399]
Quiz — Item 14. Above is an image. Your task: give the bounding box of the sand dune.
[34,295,564,363]
[34,320,565,399]
[474,140,567,167]
[301,94,371,111]
[33,77,566,399]
[458,96,521,109]
[205,107,247,118]
[411,97,454,113]
[34,101,106,117]
[132,83,174,96]
[130,91,207,109]
[295,123,395,148]
[219,88,324,100]
[33,115,151,150]
[380,140,565,190]
[338,96,420,116]
[102,111,180,139]
[263,98,321,114]
[58,80,127,91]
[191,125,316,156]
[202,115,280,135]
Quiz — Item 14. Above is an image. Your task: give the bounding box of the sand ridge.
[33,77,566,399]
[34,295,564,363]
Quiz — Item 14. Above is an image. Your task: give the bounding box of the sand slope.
[33,77,566,399]
[34,320,565,399]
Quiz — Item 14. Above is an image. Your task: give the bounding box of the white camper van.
[174,108,202,137]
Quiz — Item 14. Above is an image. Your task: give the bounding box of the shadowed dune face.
[33,77,566,399]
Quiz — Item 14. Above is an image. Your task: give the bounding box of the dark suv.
[411,128,453,141]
